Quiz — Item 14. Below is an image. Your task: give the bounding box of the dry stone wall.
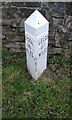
[2,2,72,54]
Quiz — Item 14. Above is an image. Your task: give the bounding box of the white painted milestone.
[25,10,49,80]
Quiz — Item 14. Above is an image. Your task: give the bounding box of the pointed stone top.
[25,10,48,29]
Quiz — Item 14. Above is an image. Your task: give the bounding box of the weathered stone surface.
[2,34,6,40]
[19,19,26,28]
[52,10,64,18]
[2,19,17,27]
[3,32,16,42]
[0,27,1,35]
[64,14,72,25]
[68,33,72,41]
[53,17,63,26]
[10,23,17,28]
[0,34,6,41]
[66,2,72,15]
[9,48,22,53]
[48,26,56,41]
[69,41,72,50]
[55,32,61,47]
[0,41,2,48]
[42,2,65,13]
[63,41,69,49]
[4,42,25,49]
[11,2,41,7]
[2,19,10,26]
[2,7,18,19]
[0,34,2,40]
[5,41,25,53]
[0,18,2,26]
[17,29,24,36]
[57,25,69,33]
[19,28,24,33]
[65,15,72,31]
[48,40,55,46]
[4,33,24,42]
[48,47,62,55]
[12,28,16,32]
[67,21,72,31]
[11,2,26,7]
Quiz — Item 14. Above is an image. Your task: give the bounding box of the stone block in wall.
[11,2,41,7]
[68,32,72,41]
[2,7,18,19]
[2,34,6,40]
[0,26,1,33]
[67,21,72,31]
[9,48,22,53]
[4,42,25,49]
[48,26,56,47]
[62,41,69,49]
[55,32,61,47]
[57,25,69,33]
[48,47,62,55]
[2,19,18,27]
[2,18,25,38]
[64,14,72,25]
[52,10,64,18]
[19,19,26,28]
[49,25,56,37]
[53,17,64,26]
[4,42,25,53]
[0,18,1,26]
[64,11,72,31]
[2,19,11,26]
[48,40,55,46]
[69,41,72,51]
[66,2,72,15]
[41,2,65,13]
[2,27,25,44]
[0,33,2,40]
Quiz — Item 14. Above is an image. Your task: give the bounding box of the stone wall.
[2,2,72,54]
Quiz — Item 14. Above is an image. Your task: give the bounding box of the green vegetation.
[2,48,71,119]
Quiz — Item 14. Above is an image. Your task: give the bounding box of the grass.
[2,47,71,119]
